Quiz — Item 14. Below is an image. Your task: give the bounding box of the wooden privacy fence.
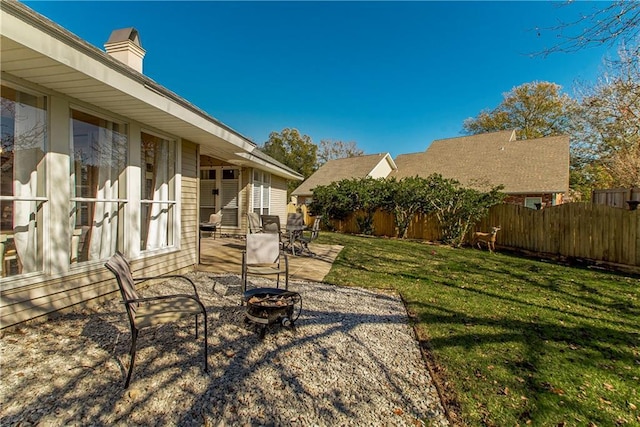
[289,202,640,268]
[592,188,640,209]
[476,203,640,268]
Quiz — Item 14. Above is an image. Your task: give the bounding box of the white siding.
[368,157,394,179]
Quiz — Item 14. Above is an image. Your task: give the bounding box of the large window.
[70,109,127,263]
[141,132,176,251]
[0,85,47,278]
[252,170,270,215]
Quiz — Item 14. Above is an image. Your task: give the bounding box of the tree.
[537,1,640,57]
[308,181,354,231]
[379,176,431,239]
[422,175,506,246]
[571,43,640,189]
[310,174,505,244]
[317,139,364,166]
[261,128,318,193]
[463,81,575,139]
[309,177,386,234]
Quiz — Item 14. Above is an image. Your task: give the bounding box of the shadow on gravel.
[0,273,445,426]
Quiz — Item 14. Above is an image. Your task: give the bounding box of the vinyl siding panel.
[271,175,288,221]
[177,140,198,267]
[239,167,251,233]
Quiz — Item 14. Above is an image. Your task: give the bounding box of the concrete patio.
[197,234,344,283]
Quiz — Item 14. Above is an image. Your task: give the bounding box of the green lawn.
[315,232,640,426]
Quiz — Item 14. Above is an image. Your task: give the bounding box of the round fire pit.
[244,288,302,338]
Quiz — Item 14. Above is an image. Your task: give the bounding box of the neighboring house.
[392,130,570,209]
[0,2,302,328]
[291,153,397,205]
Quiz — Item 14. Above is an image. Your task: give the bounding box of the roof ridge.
[431,129,516,143]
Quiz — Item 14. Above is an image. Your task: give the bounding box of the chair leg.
[195,314,199,339]
[203,312,208,373]
[125,329,138,388]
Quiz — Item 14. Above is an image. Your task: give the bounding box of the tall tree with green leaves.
[463,81,575,139]
[261,128,318,193]
[317,139,364,166]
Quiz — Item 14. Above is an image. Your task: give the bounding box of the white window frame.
[252,170,271,215]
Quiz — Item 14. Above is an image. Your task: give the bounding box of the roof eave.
[1,1,299,180]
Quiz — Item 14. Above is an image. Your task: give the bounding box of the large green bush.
[310,178,386,234]
[310,174,505,244]
[421,174,505,245]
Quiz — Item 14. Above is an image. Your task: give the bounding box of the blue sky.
[24,1,615,157]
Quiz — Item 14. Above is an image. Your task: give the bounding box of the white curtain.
[88,122,119,260]
[145,139,169,250]
[12,96,44,273]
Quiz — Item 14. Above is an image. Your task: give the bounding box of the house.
[392,130,570,209]
[291,153,397,205]
[0,1,302,328]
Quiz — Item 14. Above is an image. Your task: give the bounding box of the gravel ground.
[0,273,448,426]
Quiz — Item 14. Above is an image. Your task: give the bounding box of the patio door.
[200,168,239,227]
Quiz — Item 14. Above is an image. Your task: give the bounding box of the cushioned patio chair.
[241,232,289,303]
[260,215,281,234]
[247,212,262,234]
[105,251,208,388]
[201,213,223,239]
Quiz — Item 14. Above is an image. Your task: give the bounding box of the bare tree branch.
[535,0,640,57]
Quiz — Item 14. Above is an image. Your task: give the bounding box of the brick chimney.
[104,28,146,73]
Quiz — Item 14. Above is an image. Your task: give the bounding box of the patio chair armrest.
[134,275,199,297]
[122,293,205,307]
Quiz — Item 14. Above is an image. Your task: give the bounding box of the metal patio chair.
[284,212,305,255]
[201,213,223,239]
[105,251,208,388]
[241,232,289,304]
[260,215,281,234]
[296,216,322,255]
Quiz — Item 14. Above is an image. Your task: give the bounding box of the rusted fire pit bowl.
[244,288,302,338]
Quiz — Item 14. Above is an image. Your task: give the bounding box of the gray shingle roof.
[292,153,393,196]
[393,132,570,194]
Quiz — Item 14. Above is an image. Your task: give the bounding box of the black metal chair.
[296,216,322,255]
[201,213,223,239]
[105,251,208,388]
[260,215,281,234]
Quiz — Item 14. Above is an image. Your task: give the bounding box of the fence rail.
[290,202,640,268]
